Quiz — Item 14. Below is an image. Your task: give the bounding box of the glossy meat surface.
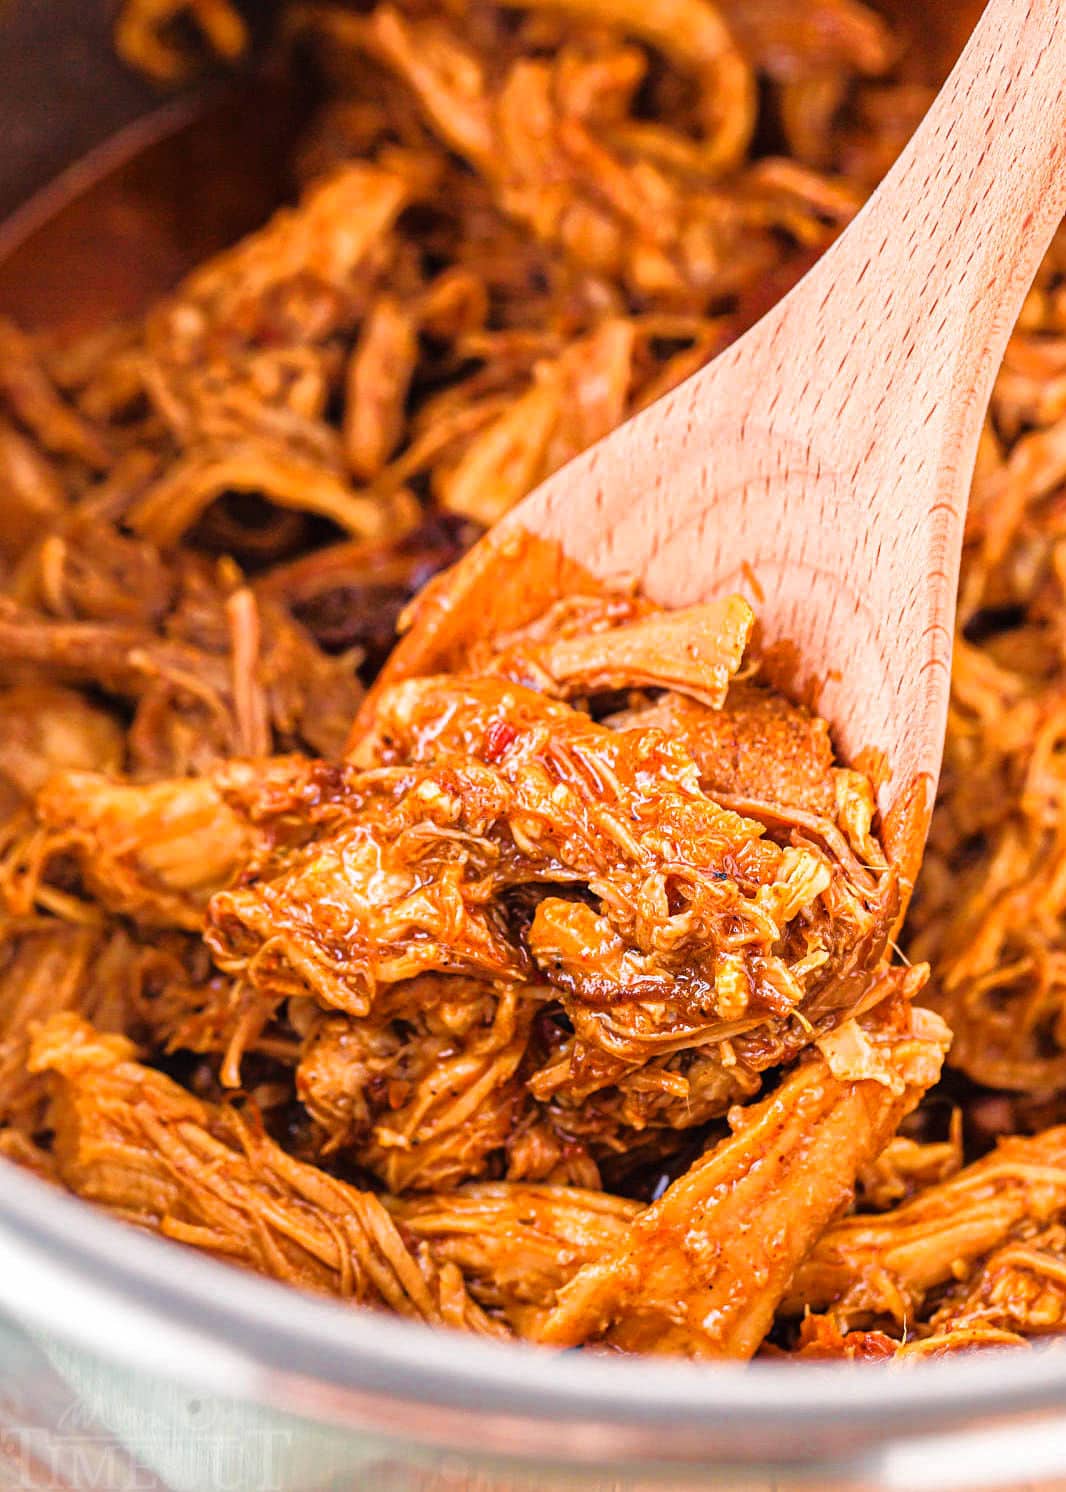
[213,669,893,1047]
[535,1000,947,1357]
[6,0,1066,1364]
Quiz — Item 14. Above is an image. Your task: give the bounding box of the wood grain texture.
[460,0,1066,874]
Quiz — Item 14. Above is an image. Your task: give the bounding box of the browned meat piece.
[503,1108,604,1190]
[297,976,534,1190]
[358,531,613,711]
[370,673,893,1028]
[297,985,754,1193]
[775,1313,1026,1360]
[30,1013,506,1336]
[210,672,895,1072]
[0,559,364,774]
[464,587,654,669]
[209,759,529,1011]
[771,1315,899,1361]
[392,1182,641,1331]
[808,1206,1056,1359]
[921,1221,1066,1343]
[0,686,124,800]
[15,753,351,932]
[525,1026,762,1158]
[777,1210,1064,1355]
[298,972,766,1190]
[607,685,841,819]
[365,535,882,876]
[25,771,257,930]
[0,923,115,1140]
[785,1125,1066,1327]
[480,596,755,710]
[258,517,479,669]
[534,1002,949,1357]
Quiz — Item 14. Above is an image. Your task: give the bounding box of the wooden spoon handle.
[738,0,1066,863]
[778,0,1066,478]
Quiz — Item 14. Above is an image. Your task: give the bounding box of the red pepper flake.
[483,721,518,762]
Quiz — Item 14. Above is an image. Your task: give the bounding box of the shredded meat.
[30,1013,504,1336]
[392,1182,642,1330]
[3,0,1066,1363]
[920,1222,1066,1343]
[1,545,924,1353]
[533,1001,947,1357]
[773,1148,1066,1360]
[784,1126,1066,1328]
[297,977,534,1191]
[0,923,130,1142]
[210,662,895,1054]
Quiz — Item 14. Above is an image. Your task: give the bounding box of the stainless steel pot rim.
[2,1152,1065,1436]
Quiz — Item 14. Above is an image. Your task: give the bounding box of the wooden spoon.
[373,0,1066,882]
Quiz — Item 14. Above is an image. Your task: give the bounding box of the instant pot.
[2,3,1063,1489]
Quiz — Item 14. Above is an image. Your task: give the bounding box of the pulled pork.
[3,541,939,1354]
[2,0,1066,1363]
